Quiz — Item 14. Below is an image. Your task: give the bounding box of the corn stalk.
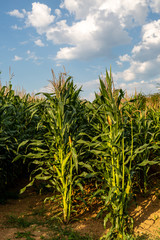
[14,75,83,223]
[83,68,135,239]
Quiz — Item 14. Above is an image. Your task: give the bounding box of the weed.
[40,236,46,240]
[31,207,46,216]
[15,231,35,240]
[5,215,36,228]
[44,219,93,240]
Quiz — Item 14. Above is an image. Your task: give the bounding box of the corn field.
[0,69,160,239]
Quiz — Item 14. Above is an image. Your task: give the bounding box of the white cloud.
[116,54,131,66]
[61,0,148,27]
[142,21,160,45]
[26,2,55,34]
[116,61,123,66]
[45,0,150,60]
[85,92,95,102]
[11,24,22,30]
[55,0,149,60]
[7,1,160,63]
[115,18,160,92]
[149,0,160,13]
[157,55,160,62]
[26,50,43,64]
[9,1,151,60]
[47,13,131,60]
[20,41,28,45]
[46,17,97,45]
[115,59,160,83]
[34,39,45,47]
[79,78,100,101]
[60,0,98,19]
[13,55,23,61]
[8,48,16,51]
[39,83,54,94]
[55,9,61,17]
[82,79,99,88]
[119,54,131,62]
[56,63,61,67]
[81,74,159,101]
[132,20,160,62]
[117,80,159,96]
[100,0,148,27]
[8,9,26,18]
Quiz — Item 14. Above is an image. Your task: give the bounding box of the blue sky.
[0,0,160,101]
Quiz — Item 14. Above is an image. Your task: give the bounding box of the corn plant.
[0,79,40,200]
[131,109,160,194]
[81,68,159,238]
[123,95,160,193]
[78,69,135,238]
[15,75,85,223]
[90,71,160,239]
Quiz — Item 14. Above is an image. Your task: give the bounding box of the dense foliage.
[0,82,40,198]
[0,69,160,239]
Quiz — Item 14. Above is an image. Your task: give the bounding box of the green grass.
[15,231,35,240]
[5,215,40,228]
[31,207,46,216]
[48,226,93,240]
[4,213,93,240]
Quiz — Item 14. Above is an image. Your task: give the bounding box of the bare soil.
[0,180,160,240]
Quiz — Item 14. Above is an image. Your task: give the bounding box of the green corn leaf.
[72,147,78,172]
[62,152,72,170]
[138,159,160,167]
[35,175,52,180]
[78,162,94,172]
[20,180,35,194]
[17,140,29,152]
[104,212,111,228]
[12,154,23,163]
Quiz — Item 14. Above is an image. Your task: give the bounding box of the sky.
[0,0,160,101]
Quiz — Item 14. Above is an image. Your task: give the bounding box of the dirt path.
[0,186,160,240]
[132,193,160,237]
